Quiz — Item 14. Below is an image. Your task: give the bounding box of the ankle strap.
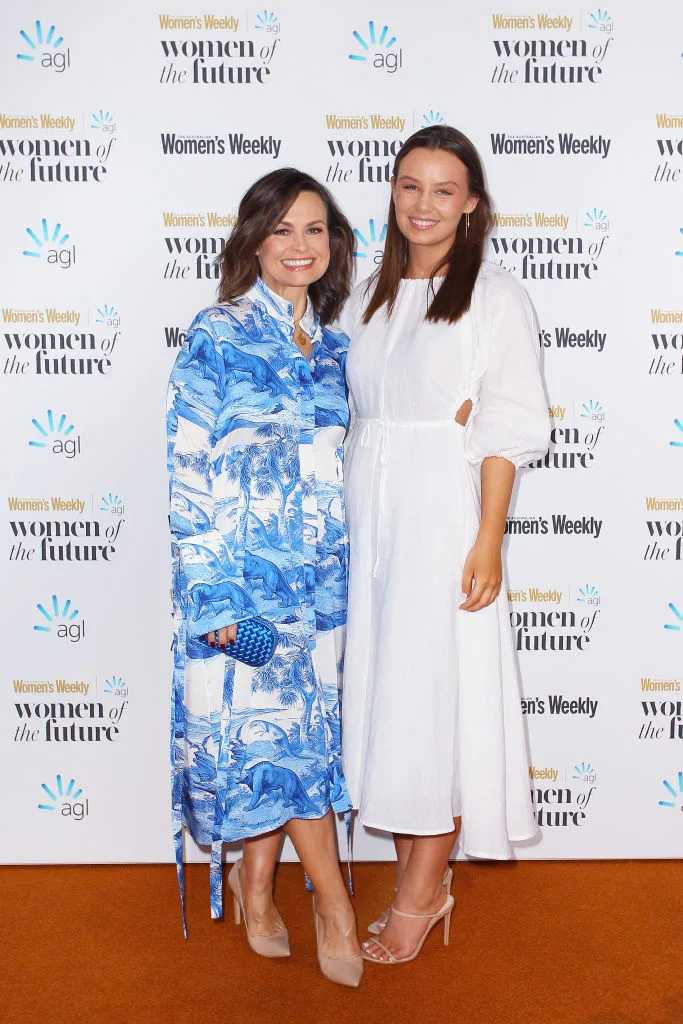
[390,905,438,920]
[390,895,452,920]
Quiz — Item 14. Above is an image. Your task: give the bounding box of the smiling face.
[256,190,330,301]
[392,147,479,270]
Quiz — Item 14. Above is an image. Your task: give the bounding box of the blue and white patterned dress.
[167,277,351,928]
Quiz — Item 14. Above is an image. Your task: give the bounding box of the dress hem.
[461,836,537,861]
[187,798,352,846]
[357,815,538,853]
[358,816,462,837]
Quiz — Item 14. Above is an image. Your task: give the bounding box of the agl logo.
[353,219,387,265]
[22,219,76,269]
[29,410,81,458]
[39,775,88,819]
[572,761,597,783]
[91,110,116,133]
[17,20,70,72]
[658,771,683,811]
[664,602,682,632]
[580,400,605,422]
[349,20,402,73]
[584,207,609,231]
[34,595,85,642]
[577,585,600,606]
[100,492,125,515]
[588,9,613,33]
[104,675,128,696]
[96,304,120,328]
[255,11,280,34]
[422,110,445,126]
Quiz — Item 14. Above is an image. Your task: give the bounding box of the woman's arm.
[168,314,247,641]
[460,273,550,612]
[459,456,515,611]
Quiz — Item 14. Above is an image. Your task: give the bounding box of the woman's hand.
[459,537,503,612]
[206,623,238,648]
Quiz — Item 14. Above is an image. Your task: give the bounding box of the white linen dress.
[340,262,550,859]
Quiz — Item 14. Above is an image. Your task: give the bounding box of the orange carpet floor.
[2,860,681,1024]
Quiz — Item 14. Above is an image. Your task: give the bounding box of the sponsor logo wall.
[1,0,681,865]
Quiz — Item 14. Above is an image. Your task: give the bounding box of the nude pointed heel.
[227,859,290,959]
[313,896,363,988]
[362,894,455,965]
[367,865,453,936]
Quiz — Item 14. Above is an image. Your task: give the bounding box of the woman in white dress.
[340,126,550,964]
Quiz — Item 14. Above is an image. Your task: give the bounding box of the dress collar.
[248,276,320,338]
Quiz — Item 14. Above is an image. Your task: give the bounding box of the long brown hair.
[217,168,354,324]
[363,126,494,325]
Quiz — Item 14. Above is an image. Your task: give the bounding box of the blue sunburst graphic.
[34,595,79,633]
[664,602,683,631]
[353,219,388,258]
[17,21,64,61]
[95,304,118,323]
[255,10,278,29]
[670,419,683,447]
[100,492,122,511]
[422,110,445,126]
[584,208,608,228]
[675,229,683,257]
[580,399,604,418]
[349,21,397,61]
[29,409,74,448]
[39,774,83,810]
[104,675,125,693]
[90,110,113,130]
[23,219,69,258]
[658,771,683,808]
[573,761,595,779]
[588,9,612,29]
[577,585,599,603]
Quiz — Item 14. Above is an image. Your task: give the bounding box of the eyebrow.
[277,218,327,227]
[398,174,461,187]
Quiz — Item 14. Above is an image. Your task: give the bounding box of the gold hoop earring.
[465,212,470,238]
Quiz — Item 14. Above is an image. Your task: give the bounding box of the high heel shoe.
[312,896,363,988]
[362,893,454,965]
[367,865,453,936]
[227,859,290,959]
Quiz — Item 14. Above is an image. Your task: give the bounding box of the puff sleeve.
[465,273,550,469]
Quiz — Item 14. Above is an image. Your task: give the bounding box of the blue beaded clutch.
[229,616,278,667]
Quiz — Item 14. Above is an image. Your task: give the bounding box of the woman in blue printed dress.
[167,169,362,987]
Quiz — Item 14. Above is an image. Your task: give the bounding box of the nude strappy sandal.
[367,866,453,936]
[362,893,454,965]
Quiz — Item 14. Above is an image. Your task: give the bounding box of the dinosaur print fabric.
[167,278,351,924]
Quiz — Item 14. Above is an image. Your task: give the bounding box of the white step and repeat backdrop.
[1,0,682,866]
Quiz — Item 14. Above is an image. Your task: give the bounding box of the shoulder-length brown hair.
[217,168,354,324]
[363,126,495,325]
